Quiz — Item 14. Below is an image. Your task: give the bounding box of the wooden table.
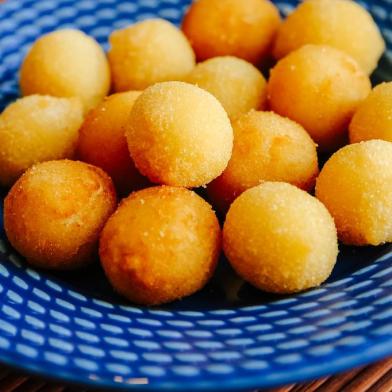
[0,357,390,392]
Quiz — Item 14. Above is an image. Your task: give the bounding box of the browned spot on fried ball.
[78,91,149,196]
[349,82,392,143]
[4,160,117,270]
[268,45,371,152]
[99,186,221,306]
[208,111,319,213]
[182,0,281,64]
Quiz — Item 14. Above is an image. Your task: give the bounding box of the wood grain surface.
[270,357,392,392]
[0,357,390,392]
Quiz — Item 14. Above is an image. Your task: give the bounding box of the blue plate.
[0,0,392,390]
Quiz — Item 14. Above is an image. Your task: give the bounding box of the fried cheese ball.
[4,160,117,270]
[108,19,195,92]
[186,56,267,119]
[223,182,338,294]
[268,45,371,152]
[99,186,221,305]
[78,91,149,195]
[20,29,110,112]
[349,83,392,143]
[182,0,281,64]
[207,111,319,213]
[273,0,385,75]
[126,82,233,188]
[316,140,392,246]
[0,95,83,187]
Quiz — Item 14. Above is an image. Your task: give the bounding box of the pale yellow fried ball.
[316,140,392,246]
[78,91,149,196]
[99,186,221,305]
[349,83,392,143]
[182,0,281,64]
[223,182,338,294]
[207,111,319,213]
[108,19,195,92]
[4,160,116,270]
[268,45,371,152]
[126,81,233,188]
[20,29,110,112]
[186,56,267,119]
[0,95,83,187]
[273,0,385,75]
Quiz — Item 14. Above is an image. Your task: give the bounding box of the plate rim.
[0,338,391,391]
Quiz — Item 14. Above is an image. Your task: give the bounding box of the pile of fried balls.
[1,0,391,305]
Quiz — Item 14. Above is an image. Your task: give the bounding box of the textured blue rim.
[0,0,392,391]
[0,334,390,392]
[0,238,390,391]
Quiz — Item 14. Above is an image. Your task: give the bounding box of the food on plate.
[126,81,233,188]
[4,160,116,270]
[108,19,195,91]
[207,111,319,213]
[182,0,281,64]
[273,0,385,74]
[223,182,338,293]
[78,91,148,196]
[186,56,267,119]
[316,140,392,246]
[267,45,371,151]
[100,186,220,305]
[20,29,110,112]
[349,82,392,143]
[0,95,83,187]
[2,0,391,307]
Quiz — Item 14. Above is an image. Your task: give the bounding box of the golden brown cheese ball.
[223,182,338,294]
[186,56,267,119]
[208,111,319,213]
[4,160,116,270]
[108,19,195,92]
[78,91,149,196]
[349,83,392,143]
[182,0,281,64]
[273,0,385,75]
[316,140,392,246]
[268,45,371,152]
[126,81,233,188]
[20,29,110,112]
[99,186,221,305]
[0,95,83,187]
